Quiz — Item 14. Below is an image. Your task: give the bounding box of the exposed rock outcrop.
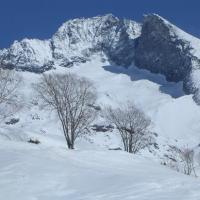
[134,14,200,102]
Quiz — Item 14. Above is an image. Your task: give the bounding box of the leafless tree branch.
[34,73,97,149]
[104,102,154,154]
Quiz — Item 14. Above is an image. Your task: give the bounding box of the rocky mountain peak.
[0,14,141,71]
[135,13,200,103]
[0,38,53,72]
[1,13,200,103]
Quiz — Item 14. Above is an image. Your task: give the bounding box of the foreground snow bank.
[0,141,200,200]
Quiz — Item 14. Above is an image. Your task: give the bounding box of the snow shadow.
[103,65,184,98]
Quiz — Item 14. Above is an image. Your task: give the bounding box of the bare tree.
[166,145,196,176]
[35,73,97,149]
[104,102,154,153]
[0,69,22,120]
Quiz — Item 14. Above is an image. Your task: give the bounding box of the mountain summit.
[134,14,200,102]
[0,14,141,72]
[0,14,200,103]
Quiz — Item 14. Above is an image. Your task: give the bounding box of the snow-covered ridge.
[0,14,141,71]
[1,13,200,102]
[152,14,200,58]
[1,14,200,73]
[0,38,53,72]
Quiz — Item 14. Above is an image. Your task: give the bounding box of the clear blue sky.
[0,0,200,48]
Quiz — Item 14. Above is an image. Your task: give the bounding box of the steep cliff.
[134,14,200,101]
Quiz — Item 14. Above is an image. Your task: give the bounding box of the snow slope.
[1,141,200,200]
[1,56,200,199]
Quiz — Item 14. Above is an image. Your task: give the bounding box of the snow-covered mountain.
[52,14,141,67]
[0,14,141,72]
[1,14,200,103]
[1,14,200,199]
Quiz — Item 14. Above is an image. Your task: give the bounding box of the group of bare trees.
[1,67,199,178]
[0,68,197,175]
[0,67,153,153]
[33,72,153,151]
[0,69,97,150]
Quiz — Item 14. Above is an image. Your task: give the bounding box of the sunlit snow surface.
[1,56,200,199]
[1,142,200,200]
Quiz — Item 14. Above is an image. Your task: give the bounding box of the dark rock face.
[91,124,114,132]
[134,14,200,102]
[135,14,194,82]
[183,58,200,94]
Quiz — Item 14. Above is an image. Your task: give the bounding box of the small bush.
[164,145,197,176]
